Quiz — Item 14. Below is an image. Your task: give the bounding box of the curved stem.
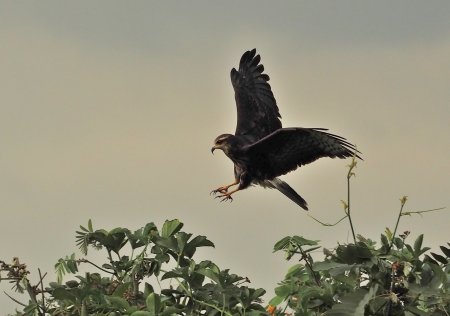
[346,157,357,243]
[78,259,115,275]
[389,196,407,251]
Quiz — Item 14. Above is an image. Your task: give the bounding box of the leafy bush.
[268,232,450,315]
[1,219,266,315]
[267,159,449,315]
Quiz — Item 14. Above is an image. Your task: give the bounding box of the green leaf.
[106,296,130,310]
[297,286,323,310]
[252,288,266,300]
[431,252,448,264]
[385,227,393,241]
[143,222,158,237]
[285,264,305,278]
[75,229,90,255]
[292,235,319,247]
[52,287,77,302]
[393,237,404,249]
[146,292,161,315]
[424,254,439,265]
[185,235,215,258]
[113,282,132,297]
[144,282,154,297]
[273,236,292,251]
[154,236,178,252]
[325,285,379,316]
[413,234,424,255]
[88,219,93,232]
[66,258,78,273]
[23,303,39,315]
[127,229,146,249]
[161,219,183,238]
[65,280,79,288]
[380,234,389,248]
[416,246,431,257]
[196,268,220,284]
[405,244,415,257]
[274,284,292,297]
[104,228,128,253]
[336,243,373,264]
[161,270,184,280]
[268,295,285,306]
[440,245,450,258]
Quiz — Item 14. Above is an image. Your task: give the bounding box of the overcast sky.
[1,1,449,312]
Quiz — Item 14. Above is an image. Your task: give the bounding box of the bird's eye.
[216,139,223,144]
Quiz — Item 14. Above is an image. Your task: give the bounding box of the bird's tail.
[266,178,308,210]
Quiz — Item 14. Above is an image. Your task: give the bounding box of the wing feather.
[231,49,282,139]
[246,128,362,178]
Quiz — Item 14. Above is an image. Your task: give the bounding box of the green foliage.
[2,219,266,315]
[268,233,450,315]
[266,159,449,316]
[2,221,449,316]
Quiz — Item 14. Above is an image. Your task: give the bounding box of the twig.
[389,196,407,251]
[35,270,47,289]
[401,207,446,216]
[307,214,348,226]
[3,291,26,307]
[38,269,47,313]
[298,246,321,286]
[0,277,23,281]
[77,258,115,275]
[346,156,357,243]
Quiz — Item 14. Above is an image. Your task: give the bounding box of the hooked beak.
[211,144,221,154]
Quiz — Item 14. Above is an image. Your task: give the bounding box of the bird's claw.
[210,187,228,195]
[213,193,233,202]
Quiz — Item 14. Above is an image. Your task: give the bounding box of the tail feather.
[266,178,308,210]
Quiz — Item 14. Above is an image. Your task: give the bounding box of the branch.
[38,269,47,314]
[77,259,115,275]
[3,291,26,307]
[346,156,357,243]
[307,214,348,227]
[401,207,446,216]
[298,246,321,286]
[389,196,407,251]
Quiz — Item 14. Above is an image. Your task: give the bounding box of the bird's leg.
[217,187,241,202]
[210,179,239,195]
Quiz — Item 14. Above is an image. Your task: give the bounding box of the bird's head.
[211,134,235,154]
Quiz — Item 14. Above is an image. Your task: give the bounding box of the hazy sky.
[1,1,449,312]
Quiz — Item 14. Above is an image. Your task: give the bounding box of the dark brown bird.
[211,49,361,210]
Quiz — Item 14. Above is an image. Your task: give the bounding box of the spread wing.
[246,128,361,178]
[231,49,282,140]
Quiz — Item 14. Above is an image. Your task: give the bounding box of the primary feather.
[231,48,281,140]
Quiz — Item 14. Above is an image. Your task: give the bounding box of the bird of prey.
[211,49,361,210]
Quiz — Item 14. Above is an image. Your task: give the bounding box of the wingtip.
[240,49,257,65]
[296,200,309,211]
